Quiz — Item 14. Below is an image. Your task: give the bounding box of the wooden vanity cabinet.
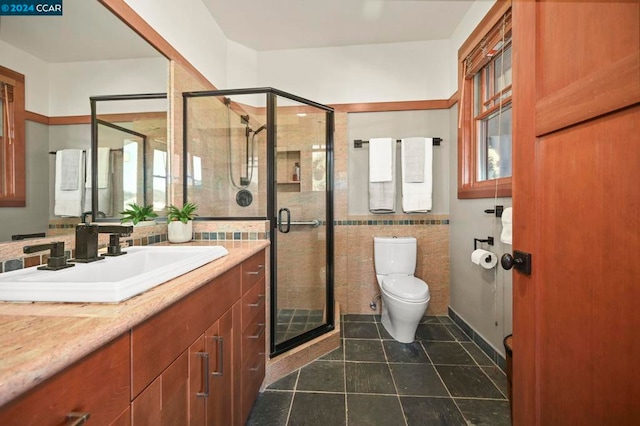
[0,249,267,426]
[131,249,266,426]
[0,334,131,426]
[239,252,267,425]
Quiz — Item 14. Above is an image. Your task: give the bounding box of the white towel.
[54,149,84,217]
[500,207,513,245]
[369,142,396,213]
[401,137,433,213]
[368,138,394,182]
[83,149,113,216]
[403,137,425,183]
[58,149,82,190]
[85,148,110,189]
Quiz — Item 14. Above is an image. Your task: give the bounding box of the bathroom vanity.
[0,241,268,426]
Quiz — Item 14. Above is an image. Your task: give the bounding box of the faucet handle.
[23,241,75,271]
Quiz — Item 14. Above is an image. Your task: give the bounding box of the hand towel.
[500,207,513,245]
[368,138,394,182]
[401,138,433,213]
[54,149,84,217]
[58,149,82,190]
[402,137,425,183]
[85,148,111,189]
[83,149,114,216]
[369,141,396,213]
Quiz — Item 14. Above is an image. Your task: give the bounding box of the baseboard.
[448,306,507,372]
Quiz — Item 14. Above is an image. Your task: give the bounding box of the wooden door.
[512,1,640,425]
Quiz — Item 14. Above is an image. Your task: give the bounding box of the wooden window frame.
[0,65,26,207]
[457,1,512,199]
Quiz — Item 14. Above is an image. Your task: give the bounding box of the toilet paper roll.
[471,249,498,269]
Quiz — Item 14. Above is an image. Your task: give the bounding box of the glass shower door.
[272,93,334,353]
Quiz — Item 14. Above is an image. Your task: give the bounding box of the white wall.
[226,40,258,89]
[0,39,50,115]
[258,39,451,104]
[48,57,168,116]
[124,0,229,88]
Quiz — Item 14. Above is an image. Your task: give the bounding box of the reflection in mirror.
[0,0,167,242]
[92,94,168,222]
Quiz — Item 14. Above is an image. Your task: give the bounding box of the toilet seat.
[381,275,430,302]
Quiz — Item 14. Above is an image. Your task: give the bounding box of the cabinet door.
[0,334,130,426]
[132,350,189,425]
[206,308,234,426]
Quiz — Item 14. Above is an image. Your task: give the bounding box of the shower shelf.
[277,150,301,191]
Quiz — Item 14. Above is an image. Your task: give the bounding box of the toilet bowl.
[374,237,430,343]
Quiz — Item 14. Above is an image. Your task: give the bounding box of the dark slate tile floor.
[247,315,511,426]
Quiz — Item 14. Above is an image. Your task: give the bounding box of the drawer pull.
[196,351,210,397]
[248,294,265,308]
[212,336,224,377]
[246,264,264,275]
[66,412,90,426]
[248,323,265,339]
[249,358,262,372]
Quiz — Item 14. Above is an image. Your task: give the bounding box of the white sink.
[0,246,229,303]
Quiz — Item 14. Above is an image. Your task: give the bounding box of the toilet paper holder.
[474,236,494,250]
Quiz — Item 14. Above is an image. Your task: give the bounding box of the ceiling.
[0,0,476,63]
[0,0,160,63]
[202,0,476,51]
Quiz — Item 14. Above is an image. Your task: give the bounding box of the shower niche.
[276,149,301,191]
[182,88,335,357]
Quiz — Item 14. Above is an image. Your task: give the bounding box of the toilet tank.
[374,237,417,275]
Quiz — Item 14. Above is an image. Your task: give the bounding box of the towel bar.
[354,138,442,148]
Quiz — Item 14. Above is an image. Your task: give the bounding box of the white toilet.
[374,237,430,343]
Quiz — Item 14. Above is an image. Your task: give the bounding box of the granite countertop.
[0,240,269,408]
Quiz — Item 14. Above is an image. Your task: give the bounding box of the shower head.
[254,125,266,135]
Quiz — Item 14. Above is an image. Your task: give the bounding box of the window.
[0,65,25,207]
[458,2,512,198]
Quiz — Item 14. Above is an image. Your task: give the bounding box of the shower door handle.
[278,208,291,233]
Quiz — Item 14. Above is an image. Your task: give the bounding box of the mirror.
[92,94,168,221]
[0,0,168,241]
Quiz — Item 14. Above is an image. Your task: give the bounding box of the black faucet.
[80,210,107,224]
[23,242,75,271]
[71,224,134,262]
[71,224,102,263]
[98,225,134,257]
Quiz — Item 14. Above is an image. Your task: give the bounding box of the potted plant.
[120,202,158,226]
[166,202,198,243]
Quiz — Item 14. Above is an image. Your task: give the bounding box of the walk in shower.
[182,88,334,356]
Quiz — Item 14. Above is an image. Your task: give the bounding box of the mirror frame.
[90,92,167,221]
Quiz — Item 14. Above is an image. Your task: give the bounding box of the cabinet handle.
[248,294,265,308]
[247,264,264,275]
[248,323,265,339]
[249,353,265,372]
[211,336,224,377]
[196,351,210,397]
[66,412,90,426]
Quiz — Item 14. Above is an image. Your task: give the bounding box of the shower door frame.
[181,87,335,358]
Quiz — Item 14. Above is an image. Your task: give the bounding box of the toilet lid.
[382,275,430,301]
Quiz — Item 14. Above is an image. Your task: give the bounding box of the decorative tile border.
[448,306,507,372]
[335,219,449,226]
[194,231,269,241]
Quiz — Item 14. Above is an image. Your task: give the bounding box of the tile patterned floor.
[276,309,326,344]
[248,314,511,426]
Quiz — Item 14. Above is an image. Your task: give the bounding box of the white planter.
[168,220,193,243]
